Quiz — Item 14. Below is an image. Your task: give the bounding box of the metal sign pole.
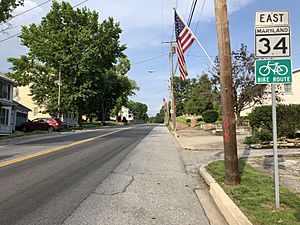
[271,84,280,209]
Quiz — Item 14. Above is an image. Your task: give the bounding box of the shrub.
[249,104,300,138]
[202,110,218,123]
[243,130,272,145]
[255,130,272,142]
[243,135,259,145]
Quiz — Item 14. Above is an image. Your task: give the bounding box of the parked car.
[20,118,63,132]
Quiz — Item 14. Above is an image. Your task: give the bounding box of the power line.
[187,0,197,26]
[194,0,206,35]
[0,0,89,44]
[131,54,168,65]
[186,0,205,59]
[2,0,52,25]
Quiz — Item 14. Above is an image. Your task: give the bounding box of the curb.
[200,165,253,225]
[170,131,185,149]
[170,129,252,225]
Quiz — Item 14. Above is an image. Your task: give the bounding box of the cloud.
[89,0,255,50]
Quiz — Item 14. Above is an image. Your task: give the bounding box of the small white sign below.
[255,11,289,26]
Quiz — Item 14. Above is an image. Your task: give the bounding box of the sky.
[0,0,299,116]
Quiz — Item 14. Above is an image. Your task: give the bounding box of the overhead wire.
[187,0,197,26]
[0,0,89,44]
[1,0,52,25]
[131,54,168,65]
[186,0,206,58]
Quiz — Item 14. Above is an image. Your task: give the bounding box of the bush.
[202,110,218,123]
[255,130,272,142]
[249,104,300,138]
[243,130,272,145]
[243,135,259,145]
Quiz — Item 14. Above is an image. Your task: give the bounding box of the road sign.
[255,11,289,26]
[254,10,291,210]
[255,58,292,84]
[255,26,291,57]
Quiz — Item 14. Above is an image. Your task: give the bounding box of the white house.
[110,106,134,122]
[0,75,14,135]
[0,74,31,135]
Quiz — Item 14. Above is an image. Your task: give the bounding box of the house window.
[33,107,38,116]
[0,108,9,125]
[0,82,11,100]
[7,84,11,100]
[284,84,292,94]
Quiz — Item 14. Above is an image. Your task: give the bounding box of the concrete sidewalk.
[63,125,224,225]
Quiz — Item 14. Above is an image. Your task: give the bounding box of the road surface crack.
[93,175,135,196]
[112,175,134,196]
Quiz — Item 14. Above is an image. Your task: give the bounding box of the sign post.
[255,10,292,210]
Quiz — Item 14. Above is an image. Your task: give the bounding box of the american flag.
[174,10,196,80]
[163,98,168,109]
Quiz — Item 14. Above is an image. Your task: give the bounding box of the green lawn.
[207,160,300,225]
[176,116,190,125]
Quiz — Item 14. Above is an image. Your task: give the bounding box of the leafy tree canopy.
[0,0,23,23]
[184,74,214,115]
[8,1,136,121]
[150,107,164,124]
[174,76,196,116]
[127,101,148,121]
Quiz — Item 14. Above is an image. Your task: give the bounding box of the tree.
[150,107,164,123]
[8,1,135,123]
[127,101,148,121]
[210,44,268,124]
[174,76,196,116]
[0,0,24,23]
[184,74,214,115]
[107,57,138,122]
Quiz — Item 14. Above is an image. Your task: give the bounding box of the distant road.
[0,125,154,225]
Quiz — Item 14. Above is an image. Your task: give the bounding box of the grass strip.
[207,160,300,225]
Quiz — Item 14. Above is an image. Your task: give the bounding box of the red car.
[20,118,63,132]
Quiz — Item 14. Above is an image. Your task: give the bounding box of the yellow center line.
[0,127,133,168]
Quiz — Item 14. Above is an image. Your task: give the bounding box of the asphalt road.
[0,125,154,225]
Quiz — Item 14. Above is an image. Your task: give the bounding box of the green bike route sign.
[255,58,292,84]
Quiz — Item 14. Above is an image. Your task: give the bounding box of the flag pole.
[174,8,215,67]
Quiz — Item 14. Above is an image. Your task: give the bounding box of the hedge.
[202,110,218,123]
[248,104,300,138]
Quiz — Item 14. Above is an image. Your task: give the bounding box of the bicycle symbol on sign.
[259,61,289,76]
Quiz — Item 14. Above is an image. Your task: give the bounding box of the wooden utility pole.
[170,42,177,131]
[162,41,177,131]
[214,0,240,185]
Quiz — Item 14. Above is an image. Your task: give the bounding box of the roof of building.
[293,68,300,74]
[0,72,15,85]
[13,101,32,112]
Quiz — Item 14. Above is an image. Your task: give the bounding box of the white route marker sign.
[255,11,291,58]
[255,11,289,26]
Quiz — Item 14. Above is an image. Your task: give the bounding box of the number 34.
[258,37,288,54]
